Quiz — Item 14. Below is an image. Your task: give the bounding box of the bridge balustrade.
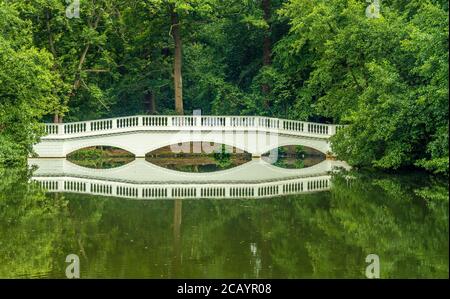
[33,175,332,200]
[44,115,342,139]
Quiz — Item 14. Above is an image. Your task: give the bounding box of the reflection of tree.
[213,144,232,169]
[294,172,449,278]
[171,199,182,277]
[0,168,72,277]
[174,171,448,278]
[61,196,174,278]
[264,146,323,169]
[67,146,134,169]
[1,168,447,278]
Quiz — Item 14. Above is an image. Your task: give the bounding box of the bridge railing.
[44,115,342,138]
[33,175,331,199]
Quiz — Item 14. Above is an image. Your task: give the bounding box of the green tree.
[17,0,122,122]
[278,0,448,172]
[0,1,65,166]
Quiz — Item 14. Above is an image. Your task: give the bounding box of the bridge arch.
[144,140,250,156]
[57,133,331,158]
[139,133,330,157]
[64,142,137,158]
[139,132,261,157]
[30,157,349,185]
[259,139,330,156]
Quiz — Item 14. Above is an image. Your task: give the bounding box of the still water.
[0,157,448,278]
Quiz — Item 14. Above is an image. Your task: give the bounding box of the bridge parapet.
[43,115,342,140]
[32,175,332,200]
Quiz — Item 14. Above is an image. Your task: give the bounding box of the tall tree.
[161,0,217,115]
[170,4,184,114]
[18,0,119,122]
[261,0,272,106]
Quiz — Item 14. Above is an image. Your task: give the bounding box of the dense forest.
[0,0,448,174]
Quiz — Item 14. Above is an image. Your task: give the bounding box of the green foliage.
[0,167,71,277]
[67,148,104,160]
[277,0,449,172]
[295,145,305,156]
[0,2,65,166]
[415,157,449,175]
[212,144,232,169]
[67,146,135,168]
[0,0,448,173]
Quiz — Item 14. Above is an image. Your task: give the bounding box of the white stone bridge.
[34,115,343,158]
[29,158,349,200]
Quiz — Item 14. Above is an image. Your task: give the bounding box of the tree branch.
[83,69,110,73]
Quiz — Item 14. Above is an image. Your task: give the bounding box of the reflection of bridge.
[34,115,343,158]
[29,158,349,199]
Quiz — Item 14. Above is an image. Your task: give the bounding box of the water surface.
[0,165,448,278]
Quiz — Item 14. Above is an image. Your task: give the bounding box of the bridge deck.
[29,158,349,184]
[33,175,333,200]
[42,115,343,139]
[30,159,350,200]
[35,115,344,158]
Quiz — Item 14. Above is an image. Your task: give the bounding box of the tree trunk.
[56,14,101,124]
[262,0,272,107]
[150,92,156,114]
[172,198,182,277]
[144,91,156,114]
[171,9,184,115]
[262,0,272,67]
[46,10,61,124]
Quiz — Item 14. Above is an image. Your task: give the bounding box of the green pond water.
[0,163,448,279]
